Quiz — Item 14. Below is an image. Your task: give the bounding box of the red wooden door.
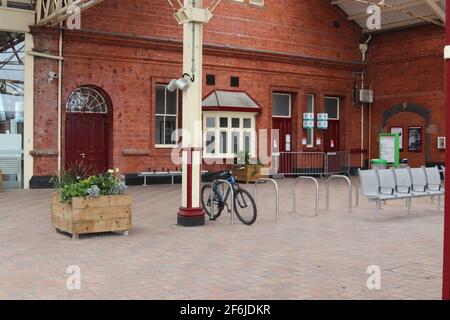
[324,120,340,173]
[65,113,109,174]
[273,117,293,174]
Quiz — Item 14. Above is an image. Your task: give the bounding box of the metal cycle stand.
[254,178,279,221]
[326,175,353,213]
[293,176,319,216]
[211,179,235,225]
[355,176,360,207]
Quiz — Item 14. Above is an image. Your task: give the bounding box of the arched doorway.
[381,103,430,167]
[65,86,112,173]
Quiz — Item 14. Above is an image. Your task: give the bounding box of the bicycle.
[201,170,257,225]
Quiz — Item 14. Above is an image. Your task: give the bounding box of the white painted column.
[23,33,34,189]
[177,0,212,226]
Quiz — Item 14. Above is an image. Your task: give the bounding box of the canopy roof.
[332,0,445,32]
[202,90,261,113]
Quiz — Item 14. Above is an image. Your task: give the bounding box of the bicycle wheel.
[234,188,257,225]
[201,184,223,220]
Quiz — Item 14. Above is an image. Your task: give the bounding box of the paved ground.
[0,178,444,300]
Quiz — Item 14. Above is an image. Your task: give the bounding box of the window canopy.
[202,90,261,113]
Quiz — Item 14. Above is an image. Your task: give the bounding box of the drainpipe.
[26,28,64,174]
[359,35,372,169]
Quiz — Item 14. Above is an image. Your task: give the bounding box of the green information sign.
[379,133,400,167]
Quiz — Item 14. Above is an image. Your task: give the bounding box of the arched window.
[66,87,108,114]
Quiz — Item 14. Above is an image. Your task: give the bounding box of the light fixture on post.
[167,73,194,92]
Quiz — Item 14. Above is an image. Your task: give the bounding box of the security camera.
[48,71,58,82]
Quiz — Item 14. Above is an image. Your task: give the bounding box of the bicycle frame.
[213,174,236,205]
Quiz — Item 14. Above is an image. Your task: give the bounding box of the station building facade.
[0,0,445,188]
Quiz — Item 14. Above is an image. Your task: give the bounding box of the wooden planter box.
[51,193,132,239]
[233,165,270,183]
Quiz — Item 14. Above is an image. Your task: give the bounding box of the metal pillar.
[176,0,213,226]
[443,0,450,300]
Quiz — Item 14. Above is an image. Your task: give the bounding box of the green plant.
[55,168,127,203]
[236,151,262,165]
[50,160,94,189]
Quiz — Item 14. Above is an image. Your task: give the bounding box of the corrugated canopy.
[202,90,261,113]
[332,0,445,32]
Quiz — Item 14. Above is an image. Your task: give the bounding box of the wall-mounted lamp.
[167,73,194,92]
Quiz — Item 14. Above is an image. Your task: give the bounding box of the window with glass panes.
[155,84,178,146]
[203,112,256,157]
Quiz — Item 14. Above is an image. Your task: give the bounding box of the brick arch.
[381,102,431,162]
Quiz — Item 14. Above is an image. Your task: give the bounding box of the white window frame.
[272,93,292,118]
[203,111,257,159]
[249,0,264,6]
[324,96,340,120]
[155,84,178,148]
[306,94,315,148]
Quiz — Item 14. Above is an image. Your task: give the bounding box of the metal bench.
[358,169,397,216]
[139,169,208,186]
[359,167,445,216]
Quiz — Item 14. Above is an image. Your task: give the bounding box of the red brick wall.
[31,0,366,177]
[32,30,60,176]
[81,0,361,62]
[367,25,445,167]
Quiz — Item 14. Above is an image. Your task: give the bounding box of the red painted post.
[444,0,450,300]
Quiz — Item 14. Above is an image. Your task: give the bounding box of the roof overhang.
[202,90,261,113]
[332,0,446,33]
[0,6,35,33]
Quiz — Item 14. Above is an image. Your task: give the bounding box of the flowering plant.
[52,165,127,203]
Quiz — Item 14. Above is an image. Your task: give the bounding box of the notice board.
[379,133,400,167]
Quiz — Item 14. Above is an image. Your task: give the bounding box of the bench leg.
[438,195,442,213]
[374,201,380,217]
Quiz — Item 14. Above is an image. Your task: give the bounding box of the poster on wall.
[408,127,422,152]
[438,137,446,150]
[390,127,403,150]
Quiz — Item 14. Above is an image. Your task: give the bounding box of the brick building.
[0,0,446,188]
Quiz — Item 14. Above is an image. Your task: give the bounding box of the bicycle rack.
[355,176,360,207]
[254,178,279,221]
[293,176,319,216]
[211,179,235,225]
[326,175,352,213]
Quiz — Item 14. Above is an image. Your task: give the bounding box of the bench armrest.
[427,183,442,191]
[412,184,427,192]
[379,187,394,195]
[396,185,411,193]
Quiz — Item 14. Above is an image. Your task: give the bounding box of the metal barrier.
[211,179,235,225]
[326,151,350,176]
[326,175,352,213]
[274,152,326,176]
[293,176,319,216]
[272,151,350,177]
[254,178,279,221]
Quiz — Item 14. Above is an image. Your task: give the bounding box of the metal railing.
[273,151,350,177]
[211,179,235,225]
[326,175,352,213]
[254,178,279,221]
[293,176,319,216]
[326,151,350,176]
